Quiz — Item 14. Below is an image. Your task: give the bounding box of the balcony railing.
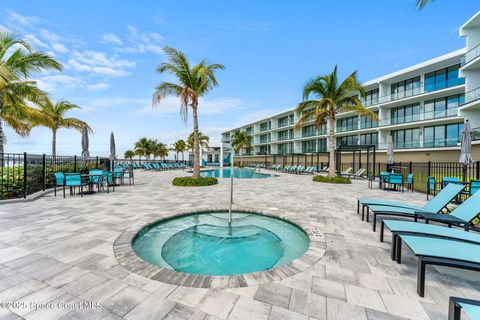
[473,127,480,141]
[462,87,480,106]
[335,125,358,133]
[461,43,480,66]
[378,108,458,127]
[360,121,378,129]
[377,138,460,150]
[271,135,294,142]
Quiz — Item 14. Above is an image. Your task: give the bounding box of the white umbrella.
[459,119,473,165]
[81,125,90,160]
[386,135,394,164]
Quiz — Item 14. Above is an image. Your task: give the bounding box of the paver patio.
[0,169,479,320]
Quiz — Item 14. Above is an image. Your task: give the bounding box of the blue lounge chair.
[367,184,466,231]
[397,235,480,297]
[357,183,464,221]
[469,180,480,196]
[449,297,480,320]
[381,219,480,262]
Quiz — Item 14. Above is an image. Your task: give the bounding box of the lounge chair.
[366,184,465,231]
[343,168,366,179]
[449,297,480,320]
[340,167,352,175]
[397,235,480,297]
[319,166,329,172]
[381,219,480,262]
[357,183,465,221]
[469,180,480,196]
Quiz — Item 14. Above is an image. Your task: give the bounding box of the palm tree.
[416,0,434,9]
[124,150,135,160]
[187,131,209,153]
[37,98,92,157]
[134,137,151,161]
[295,66,377,177]
[231,131,251,166]
[176,139,187,161]
[0,32,62,153]
[152,47,224,178]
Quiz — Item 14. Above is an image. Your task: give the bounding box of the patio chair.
[113,168,125,185]
[396,235,480,297]
[449,297,480,320]
[381,219,480,261]
[386,173,404,192]
[469,180,480,196]
[101,170,114,193]
[89,169,105,192]
[426,176,437,200]
[357,183,465,221]
[64,173,88,198]
[406,173,414,191]
[53,172,65,197]
[366,183,465,231]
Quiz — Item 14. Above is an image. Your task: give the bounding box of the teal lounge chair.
[381,220,480,262]
[449,297,480,320]
[397,235,480,297]
[357,183,464,221]
[367,183,465,231]
[469,180,480,196]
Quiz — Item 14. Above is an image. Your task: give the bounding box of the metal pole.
[228,149,234,223]
[23,152,27,199]
[42,154,46,191]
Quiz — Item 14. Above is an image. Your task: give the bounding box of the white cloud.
[102,33,123,45]
[67,50,135,77]
[24,34,48,48]
[52,43,68,54]
[87,83,111,91]
[39,29,60,43]
[7,10,40,26]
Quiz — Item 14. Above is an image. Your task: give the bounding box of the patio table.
[81,173,103,194]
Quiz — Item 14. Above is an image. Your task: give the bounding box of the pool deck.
[0,169,479,319]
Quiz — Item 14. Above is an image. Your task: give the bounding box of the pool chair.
[356,183,464,221]
[395,235,480,297]
[288,165,298,173]
[342,168,366,179]
[449,297,480,320]
[101,170,115,193]
[53,172,65,197]
[468,180,480,196]
[64,173,88,198]
[340,167,352,175]
[89,169,105,192]
[380,219,480,261]
[283,165,291,172]
[366,183,465,231]
[405,173,414,191]
[113,168,125,185]
[426,176,438,200]
[319,166,329,172]
[295,166,305,174]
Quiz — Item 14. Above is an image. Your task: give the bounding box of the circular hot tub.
[132,211,309,276]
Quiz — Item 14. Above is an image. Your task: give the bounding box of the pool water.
[200,167,274,178]
[133,212,309,276]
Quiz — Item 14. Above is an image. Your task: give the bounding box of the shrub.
[172,176,218,187]
[313,175,351,184]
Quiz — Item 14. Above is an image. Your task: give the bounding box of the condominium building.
[221,11,480,163]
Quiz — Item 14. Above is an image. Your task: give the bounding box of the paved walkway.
[0,169,478,320]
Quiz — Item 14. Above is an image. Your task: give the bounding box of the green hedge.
[313,175,351,184]
[172,176,218,187]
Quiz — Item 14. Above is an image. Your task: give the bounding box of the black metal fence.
[0,153,110,200]
[115,158,191,166]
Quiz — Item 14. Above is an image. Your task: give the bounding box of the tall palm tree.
[295,66,377,177]
[231,131,251,166]
[152,47,224,178]
[37,98,92,157]
[0,32,62,153]
[187,131,209,152]
[416,0,434,9]
[171,139,186,161]
[134,137,151,161]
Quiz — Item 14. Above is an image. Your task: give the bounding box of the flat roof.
[460,10,480,35]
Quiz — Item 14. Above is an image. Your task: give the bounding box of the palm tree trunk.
[52,128,57,158]
[328,112,336,177]
[192,102,200,179]
[0,117,4,155]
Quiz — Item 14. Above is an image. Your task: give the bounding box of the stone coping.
[113,206,326,288]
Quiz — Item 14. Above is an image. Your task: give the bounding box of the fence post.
[409,161,412,174]
[42,154,46,191]
[74,155,77,172]
[23,152,27,199]
[427,161,431,177]
[476,161,480,180]
[96,156,99,168]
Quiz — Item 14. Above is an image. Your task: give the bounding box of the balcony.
[377,138,460,150]
[461,43,480,66]
[474,127,480,141]
[359,121,378,129]
[271,135,294,142]
[335,125,358,133]
[461,87,480,106]
[379,108,459,127]
[361,98,379,107]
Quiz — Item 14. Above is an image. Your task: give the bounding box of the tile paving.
[0,169,478,319]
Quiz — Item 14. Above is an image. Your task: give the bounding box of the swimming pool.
[200,167,274,178]
[132,211,309,276]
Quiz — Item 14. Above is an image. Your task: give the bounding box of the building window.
[277,143,293,154]
[302,125,316,137]
[259,121,270,131]
[336,116,358,132]
[278,114,294,128]
[424,94,464,120]
[425,64,465,92]
[390,76,421,100]
[259,134,270,143]
[360,133,378,147]
[258,145,270,155]
[301,140,317,153]
[245,127,253,135]
[337,135,358,146]
[424,123,463,148]
[318,139,327,152]
[360,112,379,129]
[391,128,420,149]
[363,89,379,106]
[390,103,420,125]
[278,129,294,141]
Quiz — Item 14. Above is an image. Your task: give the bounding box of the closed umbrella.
[81,125,90,160]
[109,132,116,171]
[459,119,473,165]
[386,135,394,164]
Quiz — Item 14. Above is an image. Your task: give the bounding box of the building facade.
[221,11,480,163]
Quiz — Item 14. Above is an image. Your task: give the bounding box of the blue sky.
[1,0,479,157]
